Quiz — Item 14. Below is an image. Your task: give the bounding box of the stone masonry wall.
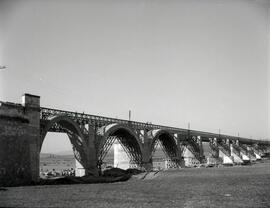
[0,94,40,186]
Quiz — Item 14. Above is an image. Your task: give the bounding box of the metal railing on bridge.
[40,107,270,145]
[40,107,186,132]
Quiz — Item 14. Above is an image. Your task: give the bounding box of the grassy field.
[40,147,169,174]
[1,161,270,208]
[40,153,75,173]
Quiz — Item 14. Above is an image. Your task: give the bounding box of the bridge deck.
[40,107,270,145]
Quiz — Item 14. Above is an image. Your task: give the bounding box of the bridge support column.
[230,140,243,164]
[141,130,153,171]
[181,134,202,167]
[0,94,40,186]
[85,125,99,176]
[218,138,233,165]
[208,137,220,165]
[252,144,262,159]
[176,134,185,168]
[258,144,268,156]
[197,136,204,162]
[246,145,256,162]
[74,125,99,177]
[209,138,219,158]
[239,143,251,162]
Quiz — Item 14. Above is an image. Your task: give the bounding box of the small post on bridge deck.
[129,110,131,121]
[187,122,191,140]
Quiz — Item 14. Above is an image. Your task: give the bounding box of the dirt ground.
[1,161,270,208]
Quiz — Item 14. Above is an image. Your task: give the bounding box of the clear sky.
[0,0,270,153]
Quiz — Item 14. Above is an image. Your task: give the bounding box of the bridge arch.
[40,115,86,148]
[97,123,143,168]
[40,115,88,175]
[148,129,180,167]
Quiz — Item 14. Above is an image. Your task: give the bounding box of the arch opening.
[151,132,179,169]
[40,116,87,178]
[98,127,142,170]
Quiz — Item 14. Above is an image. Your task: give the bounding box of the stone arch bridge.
[0,94,270,186]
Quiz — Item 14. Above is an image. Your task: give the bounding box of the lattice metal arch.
[98,135,142,169]
[151,134,179,166]
[41,121,86,168]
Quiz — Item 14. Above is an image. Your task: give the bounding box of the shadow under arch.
[148,129,180,167]
[40,115,88,174]
[98,123,143,168]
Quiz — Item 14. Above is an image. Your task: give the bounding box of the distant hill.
[40,153,74,159]
[40,150,73,157]
[40,153,54,158]
[55,150,74,155]
[40,145,168,159]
